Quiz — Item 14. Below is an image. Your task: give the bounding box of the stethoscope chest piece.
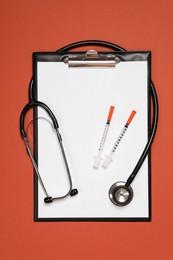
[109,181,133,206]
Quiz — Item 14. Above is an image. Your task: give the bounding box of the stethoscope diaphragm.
[109,181,133,206]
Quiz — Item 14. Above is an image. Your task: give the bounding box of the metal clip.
[63,50,120,68]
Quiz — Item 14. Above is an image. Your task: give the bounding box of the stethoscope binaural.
[20,40,158,206]
[20,99,78,203]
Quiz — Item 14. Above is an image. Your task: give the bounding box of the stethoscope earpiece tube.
[20,100,78,202]
[20,101,59,138]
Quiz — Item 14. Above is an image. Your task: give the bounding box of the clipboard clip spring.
[63,50,121,68]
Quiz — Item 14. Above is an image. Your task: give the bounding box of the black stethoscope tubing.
[30,40,159,185]
[21,40,158,205]
[20,100,78,203]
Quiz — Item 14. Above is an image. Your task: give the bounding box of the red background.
[1,0,173,259]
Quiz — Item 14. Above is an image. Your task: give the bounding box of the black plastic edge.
[148,52,152,221]
[33,54,39,222]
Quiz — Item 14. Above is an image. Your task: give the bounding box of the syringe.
[102,110,136,168]
[93,106,115,169]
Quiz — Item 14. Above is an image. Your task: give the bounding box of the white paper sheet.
[36,61,149,219]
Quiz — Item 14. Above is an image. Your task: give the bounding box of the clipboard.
[32,48,151,221]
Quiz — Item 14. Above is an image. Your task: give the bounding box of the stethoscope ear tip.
[44,196,53,203]
[70,189,78,196]
[109,181,133,206]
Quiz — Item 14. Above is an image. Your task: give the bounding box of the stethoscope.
[20,40,158,206]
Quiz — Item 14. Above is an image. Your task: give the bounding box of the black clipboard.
[32,49,151,222]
